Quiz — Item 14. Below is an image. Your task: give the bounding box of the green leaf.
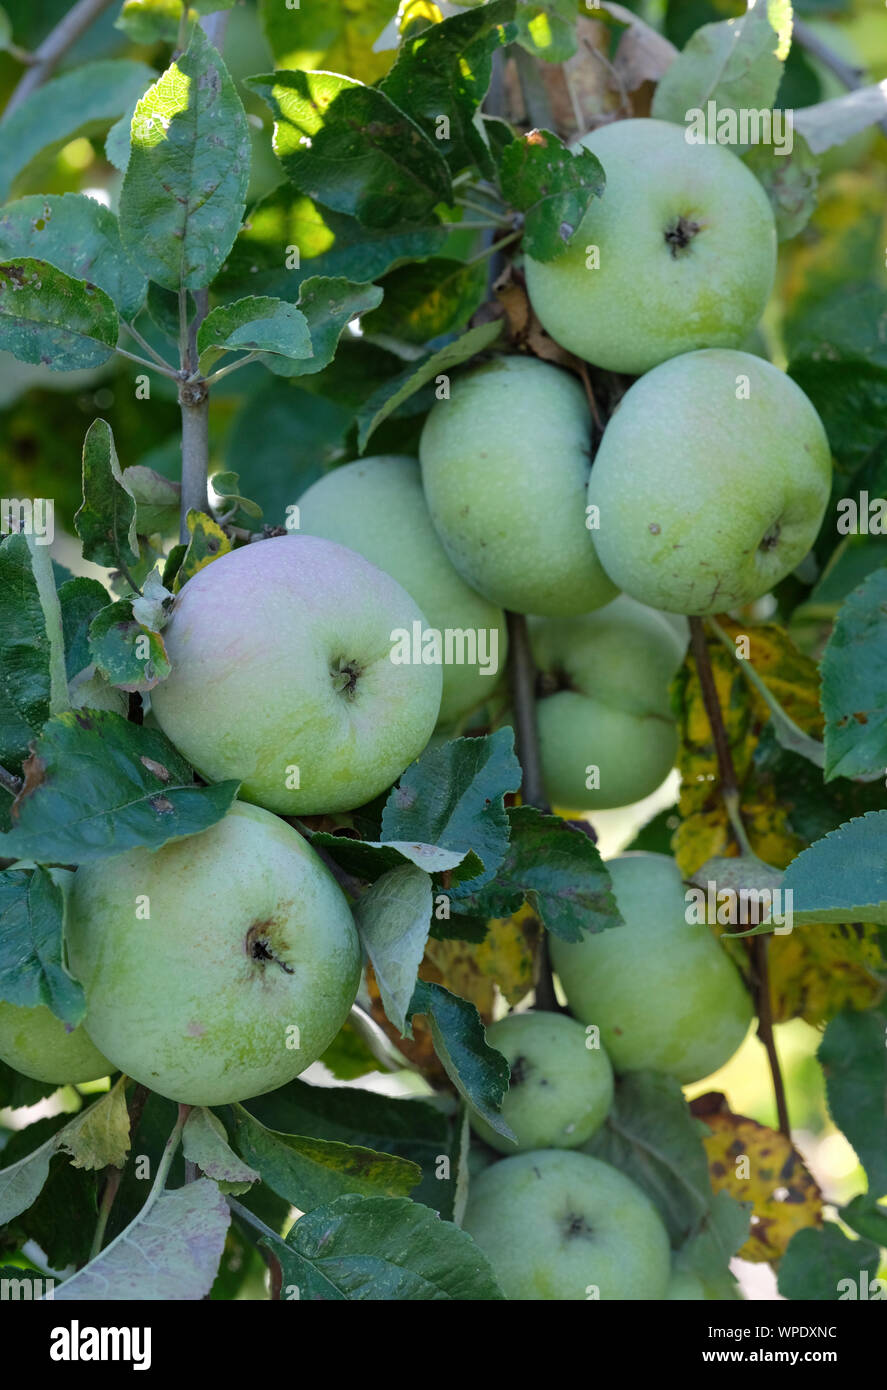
[584,1071,713,1246]
[119,25,251,291]
[0,259,117,372]
[217,183,447,301]
[821,570,887,782]
[408,980,513,1142]
[122,464,181,537]
[88,599,172,693]
[380,0,516,177]
[182,1108,259,1194]
[52,1179,230,1301]
[145,281,197,343]
[0,709,239,864]
[258,0,398,87]
[268,1192,505,1299]
[244,1078,452,1214]
[456,805,621,943]
[781,812,887,926]
[357,317,502,450]
[305,831,467,885]
[0,1129,58,1225]
[361,258,487,346]
[116,0,186,44]
[283,276,383,377]
[208,470,262,522]
[58,577,111,682]
[74,420,140,573]
[500,129,604,262]
[197,295,313,370]
[514,0,578,64]
[673,1190,751,1296]
[777,1223,882,1301]
[233,1106,420,1211]
[743,135,819,242]
[818,1007,887,1198]
[839,1194,887,1248]
[0,533,53,769]
[381,729,521,894]
[0,195,147,322]
[354,864,433,1034]
[651,3,786,128]
[319,1018,380,1083]
[0,60,156,202]
[0,867,83,1023]
[246,69,451,228]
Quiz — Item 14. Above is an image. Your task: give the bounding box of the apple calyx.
[664,215,702,257]
[330,656,363,697]
[245,920,294,975]
[759,522,782,551]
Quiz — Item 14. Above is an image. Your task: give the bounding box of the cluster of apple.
[0,116,832,1300]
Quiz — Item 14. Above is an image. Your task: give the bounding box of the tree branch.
[3,0,118,118]
[0,764,22,797]
[688,617,790,1139]
[178,379,210,541]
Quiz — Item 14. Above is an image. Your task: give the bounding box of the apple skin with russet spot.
[297,455,508,727]
[462,1148,671,1300]
[419,355,618,617]
[0,1001,112,1086]
[149,534,442,814]
[550,852,753,1085]
[524,117,777,375]
[66,801,362,1106]
[529,595,687,812]
[587,349,832,615]
[470,1011,614,1154]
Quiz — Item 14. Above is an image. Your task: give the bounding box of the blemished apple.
[150,534,442,814]
[529,596,687,811]
[524,118,777,375]
[462,1149,671,1300]
[66,801,362,1105]
[587,349,832,615]
[0,1001,111,1085]
[471,1011,614,1154]
[297,456,508,726]
[419,355,618,617]
[550,852,753,1084]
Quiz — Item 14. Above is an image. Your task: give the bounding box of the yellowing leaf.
[58,1076,131,1171]
[174,510,232,592]
[699,1101,823,1263]
[768,921,886,1025]
[425,904,539,1012]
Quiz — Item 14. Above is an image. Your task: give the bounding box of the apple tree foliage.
[0,0,885,1303]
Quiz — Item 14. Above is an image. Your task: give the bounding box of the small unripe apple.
[666,1268,707,1300]
[150,535,442,814]
[587,350,832,615]
[419,356,618,617]
[66,802,361,1105]
[297,456,507,726]
[524,118,777,375]
[0,1001,111,1085]
[471,1011,614,1154]
[550,853,753,1084]
[462,1149,671,1300]
[529,596,687,811]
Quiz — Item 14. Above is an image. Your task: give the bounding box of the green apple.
[665,1268,707,1300]
[471,1011,614,1154]
[524,117,777,375]
[550,853,753,1084]
[462,1149,671,1300]
[0,1001,111,1085]
[529,595,687,811]
[66,801,361,1105]
[587,349,832,615]
[297,456,507,726]
[150,535,442,814]
[419,355,618,617]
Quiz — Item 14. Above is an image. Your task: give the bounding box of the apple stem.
[89,1082,150,1260]
[688,618,791,1139]
[506,611,561,1012]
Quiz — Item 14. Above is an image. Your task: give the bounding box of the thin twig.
[465,229,522,266]
[793,17,887,139]
[3,0,118,118]
[122,321,177,373]
[0,764,22,797]
[687,617,790,1138]
[115,346,181,380]
[203,352,261,385]
[577,360,604,433]
[89,1081,149,1260]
